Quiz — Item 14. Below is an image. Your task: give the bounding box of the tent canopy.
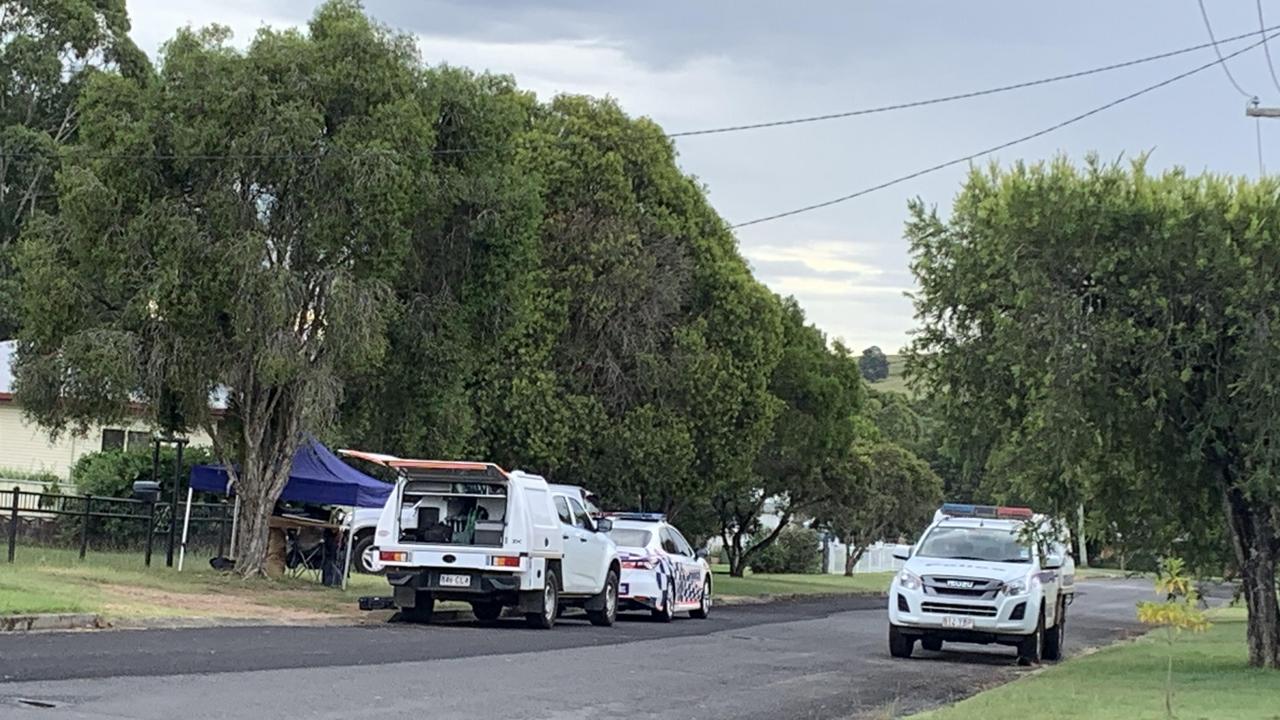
[190,438,392,508]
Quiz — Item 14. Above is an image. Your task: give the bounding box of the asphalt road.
[0,579,1153,720]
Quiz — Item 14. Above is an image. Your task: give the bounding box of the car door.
[554,494,592,594]
[568,496,611,593]
[657,527,688,606]
[668,527,702,608]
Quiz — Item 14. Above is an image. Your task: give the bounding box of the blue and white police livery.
[888,504,1076,666]
[604,513,712,621]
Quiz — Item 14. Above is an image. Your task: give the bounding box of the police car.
[604,513,712,621]
[888,504,1076,665]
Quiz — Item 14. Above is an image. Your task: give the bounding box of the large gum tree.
[12,1,429,575]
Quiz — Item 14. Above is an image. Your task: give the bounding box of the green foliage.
[858,345,890,382]
[70,447,212,500]
[749,526,820,575]
[907,156,1280,666]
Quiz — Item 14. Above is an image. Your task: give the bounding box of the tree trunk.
[844,542,867,576]
[727,530,748,577]
[1222,485,1280,669]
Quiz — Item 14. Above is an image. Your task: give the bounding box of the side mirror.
[695,549,709,560]
[1043,555,1064,570]
[892,546,911,561]
[595,518,613,533]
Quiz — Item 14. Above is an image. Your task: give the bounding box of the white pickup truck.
[887,503,1076,665]
[344,451,620,629]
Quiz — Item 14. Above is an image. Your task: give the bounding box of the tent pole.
[342,507,356,590]
[178,487,194,572]
[229,495,240,558]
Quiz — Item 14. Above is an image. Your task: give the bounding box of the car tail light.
[491,555,521,568]
[379,550,408,563]
[621,556,657,570]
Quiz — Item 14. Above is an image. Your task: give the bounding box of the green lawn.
[0,546,392,619]
[712,566,891,598]
[914,608,1280,720]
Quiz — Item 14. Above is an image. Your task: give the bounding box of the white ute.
[344,451,621,629]
[888,503,1076,665]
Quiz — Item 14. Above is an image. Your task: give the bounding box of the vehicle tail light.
[621,556,657,570]
[491,555,521,568]
[379,550,408,563]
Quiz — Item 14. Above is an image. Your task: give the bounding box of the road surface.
[0,579,1153,719]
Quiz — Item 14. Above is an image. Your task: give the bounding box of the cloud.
[745,241,885,276]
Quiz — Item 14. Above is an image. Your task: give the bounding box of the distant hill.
[868,354,911,396]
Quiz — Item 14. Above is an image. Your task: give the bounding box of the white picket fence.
[822,540,907,575]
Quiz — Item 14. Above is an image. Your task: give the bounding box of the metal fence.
[2,485,233,566]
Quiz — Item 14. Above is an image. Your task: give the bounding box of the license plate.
[942,616,975,630]
[439,573,471,588]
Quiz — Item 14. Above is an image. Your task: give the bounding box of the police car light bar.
[605,512,667,522]
[940,503,1033,520]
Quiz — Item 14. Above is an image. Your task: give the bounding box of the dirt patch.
[99,584,335,623]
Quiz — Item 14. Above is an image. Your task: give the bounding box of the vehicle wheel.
[352,532,383,574]
[889,624,914,658]
[587,569,619,627]
[1043,599,1065,661]
[1017,608,1046,666]
[921,637,943,652]
[690,579,711,619]
[525,569,559,629]
[471,601,504,622]
[651,586,675,622]
[400,591,434,623]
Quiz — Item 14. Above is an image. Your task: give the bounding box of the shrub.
[71,447,214,500]
[750,526,821,574]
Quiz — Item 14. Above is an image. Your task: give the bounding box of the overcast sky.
[122,0,1280,353]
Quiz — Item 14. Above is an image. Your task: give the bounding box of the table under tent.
[184,438,392,587]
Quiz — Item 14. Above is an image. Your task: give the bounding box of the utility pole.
[1247,99,1271,176]
[1076,504,1089,568]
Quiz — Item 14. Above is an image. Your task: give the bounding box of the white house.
[0,340,213,484]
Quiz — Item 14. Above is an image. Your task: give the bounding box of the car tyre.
[690,579,711,619]
[921,636,943,652]
[1017,607,1046,666]
[525,569,559,629]
[471,601,503,622]
[1043,599,1065,662]
[651,586,675,622]
[587,569,620,627]
[352,532,383,575]
[400,591,434,623]
[889,624,914,658]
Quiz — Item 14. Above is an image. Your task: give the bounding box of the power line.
[671,24,1280,137]
[1198,0,1256,99]
[729,30,1280,229]
[7,24,1280,165]
[1258,0,1280,94]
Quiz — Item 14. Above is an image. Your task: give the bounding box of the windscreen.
[608,528,653,549]
[917,526,1032,564]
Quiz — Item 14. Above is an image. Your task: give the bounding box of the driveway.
[0,579,1153,719]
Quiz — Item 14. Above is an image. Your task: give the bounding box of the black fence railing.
[2,485,233,566]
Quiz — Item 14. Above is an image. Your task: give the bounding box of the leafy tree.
[749,525,820,574]
[13,1,429,575]
[857,345,890,382]
[908,157,1280,667]
[0,0,148,339]
[715,298,864,576]
[813,442,941,575]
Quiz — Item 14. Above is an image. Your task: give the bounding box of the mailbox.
[132,480,161,502]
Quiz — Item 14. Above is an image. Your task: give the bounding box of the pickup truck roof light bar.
[939,503,1034,520]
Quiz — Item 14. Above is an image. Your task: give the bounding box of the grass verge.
[913,607,1280,720]
[711,565,890,598]
[1,546,394,621]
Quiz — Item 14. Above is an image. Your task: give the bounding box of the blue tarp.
[189,438,391,508]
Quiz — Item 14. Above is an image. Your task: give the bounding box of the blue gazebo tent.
[181,437,391,586]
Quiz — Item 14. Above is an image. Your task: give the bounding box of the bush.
[71,447,214,500]
[749,526,821,574]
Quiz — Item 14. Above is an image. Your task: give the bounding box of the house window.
[127,431,151,451]
[101,429,125,451]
